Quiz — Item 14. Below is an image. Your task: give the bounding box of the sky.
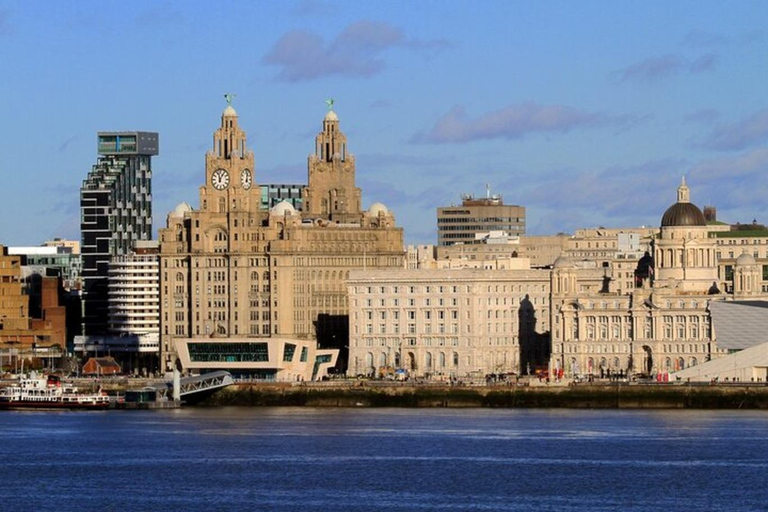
[1,0,768,246]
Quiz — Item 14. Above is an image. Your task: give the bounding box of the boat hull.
[0,400,111,411]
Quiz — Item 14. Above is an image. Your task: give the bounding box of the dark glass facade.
[80,132,158,335]
[188,342,269,362]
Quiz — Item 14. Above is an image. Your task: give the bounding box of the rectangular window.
[283,343,296,362]
[188,342,269,362]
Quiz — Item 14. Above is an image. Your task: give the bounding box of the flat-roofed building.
[437,190,525,247]
[43,239,81,255]
[347,266,554,378]
[0,245,67,363]
[9,245,81,291]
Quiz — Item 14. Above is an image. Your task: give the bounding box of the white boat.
[0,373,111,410]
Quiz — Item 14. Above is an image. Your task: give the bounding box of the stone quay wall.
[199,382,768,409]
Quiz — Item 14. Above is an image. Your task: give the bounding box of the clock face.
[240,169,252,190]
[211,169,229,190]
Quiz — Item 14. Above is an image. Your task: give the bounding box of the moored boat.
[0,373,111,410]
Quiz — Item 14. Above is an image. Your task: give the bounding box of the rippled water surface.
[1,408,767,511]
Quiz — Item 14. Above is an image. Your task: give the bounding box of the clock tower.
[199,101,258,214]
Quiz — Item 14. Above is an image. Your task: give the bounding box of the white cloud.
[698,110,768,151]
[263,21,449,82]
[615,53,716,84]
[412,103,634,144]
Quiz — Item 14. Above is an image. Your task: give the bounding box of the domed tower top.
[222,93,238,118]
[735,251,757,267]
[654,176,717,292]
[303,99,362,218]
[660,176,706,227]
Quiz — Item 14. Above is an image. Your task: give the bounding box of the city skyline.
[2,1,768,246]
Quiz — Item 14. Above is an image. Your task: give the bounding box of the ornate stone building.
[350,178,768,380]
[550,179,736,377]
[158,102,403,375]
[347,267,553,378]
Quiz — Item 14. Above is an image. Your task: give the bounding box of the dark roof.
[660,202,706,227]
[88,357,121,369]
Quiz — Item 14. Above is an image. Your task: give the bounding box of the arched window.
[365,352,374,369]
[425,352,433,369]
[408,352,417,371]
[439,352,446,368]
[380,352,387,367]
[453,352,459,367]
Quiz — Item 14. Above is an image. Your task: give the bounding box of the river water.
[0,408,766,511]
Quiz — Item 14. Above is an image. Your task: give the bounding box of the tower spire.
[677,176,690,203]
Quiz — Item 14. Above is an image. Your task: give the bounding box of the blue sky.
[1,0,768,245]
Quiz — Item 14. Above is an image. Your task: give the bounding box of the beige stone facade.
[348,267,552,378]
[350,179,768,380]
[158,105,403,373]
[549,179,761,377]
[714,232,768,295]
[549,257,721,376]
[518,235,569,268]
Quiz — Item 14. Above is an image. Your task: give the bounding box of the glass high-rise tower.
[80,131,158,335]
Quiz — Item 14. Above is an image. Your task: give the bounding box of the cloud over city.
[691,147,768,181]
[697,109,768,151]
[614,53,716,84]
[518,159,686,222]
[263,21,449,82]
[412,103,633,144]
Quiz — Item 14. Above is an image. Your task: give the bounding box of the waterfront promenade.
[5,375,767,409]
[204,378,768,409]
